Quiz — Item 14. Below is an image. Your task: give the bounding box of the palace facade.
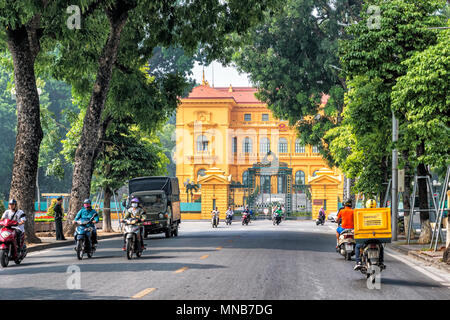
[175,80,344,216]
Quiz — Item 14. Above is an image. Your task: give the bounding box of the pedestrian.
[54,196,66,240]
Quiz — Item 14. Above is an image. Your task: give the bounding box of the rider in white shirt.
[1,199,26,249]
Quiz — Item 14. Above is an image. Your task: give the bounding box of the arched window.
[196,135,208,152]
[260,137,270,154]
[278,138,288,153]
[295,139,305,153]
[295,170,305,185]
[243,137,252,154]
[312,170,319,177]
[242,171,249,186]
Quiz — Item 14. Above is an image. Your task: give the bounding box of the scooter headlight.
[1,231,11,238]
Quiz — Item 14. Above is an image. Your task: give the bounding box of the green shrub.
[47,199,58,217]
[0,200,5,214]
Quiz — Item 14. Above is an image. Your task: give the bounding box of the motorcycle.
[225,215,232,225]
[0,219,27,268]
[273,214,282,225]
[337,229,356,260]
[123,217,144,259]
[74,214,98,260]
[316,214,325,226]
[212,214,219,228]
[358,240,386,282]
[242,213,250,225]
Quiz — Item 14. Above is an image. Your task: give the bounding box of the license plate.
[368,250,379,259]
[345,244,353,251]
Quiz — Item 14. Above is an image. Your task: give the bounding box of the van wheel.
[172,224,179,237]
[165,228,172,238]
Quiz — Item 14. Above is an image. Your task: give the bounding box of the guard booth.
[198,168,231,220]
[309,168,341,219]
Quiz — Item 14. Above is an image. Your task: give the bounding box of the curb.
[26,233,122,253]
[388,244,450,273]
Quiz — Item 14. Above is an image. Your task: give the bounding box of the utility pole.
[392,112,398,241]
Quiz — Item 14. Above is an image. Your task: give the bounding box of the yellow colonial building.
[175,80,344,219]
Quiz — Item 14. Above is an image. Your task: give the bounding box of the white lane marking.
[385,248,450,288]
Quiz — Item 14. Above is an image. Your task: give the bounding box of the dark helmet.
[131,197,140,203]
[8,199,17,205]
[83,199,91,205]
[344,199,352,207]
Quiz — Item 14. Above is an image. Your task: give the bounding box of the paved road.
[0,220,449,299]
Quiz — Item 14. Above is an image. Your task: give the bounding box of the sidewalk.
[388,235,450,273]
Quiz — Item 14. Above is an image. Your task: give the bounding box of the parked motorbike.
[225,215,232,225]
[358,240,386,282]
[123,217,144,259]
[212,215,219,228]
[0,219,27,268]
[74,214,98,260]
[242,213,250,225]
[316,215,325,226]
[337,229,356,260]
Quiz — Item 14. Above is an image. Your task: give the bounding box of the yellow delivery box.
[354,207,391,243]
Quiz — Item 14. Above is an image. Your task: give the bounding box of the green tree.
[92,119,168,232]
[233,0,363,165]
[338,0,447,242]
[392,25,449,246]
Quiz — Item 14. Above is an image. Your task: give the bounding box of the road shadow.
[0,261,227,276]
[381,278,443,288]
[1,286,127,300]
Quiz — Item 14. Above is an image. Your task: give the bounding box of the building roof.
[185,84,261,104]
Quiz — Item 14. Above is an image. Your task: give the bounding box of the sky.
[191,61,253,87]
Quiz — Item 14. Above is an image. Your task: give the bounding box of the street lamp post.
[392,112,398,241]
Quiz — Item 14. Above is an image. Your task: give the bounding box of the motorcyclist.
[122,197,146,251]
[226,207,234,222]
[274,206,283,223]
[336,199,354,250]
[73,199,99,247]
[1,199,26,251]
[354,199,385,270]
[211,207,220,225]
[318,207,326,223]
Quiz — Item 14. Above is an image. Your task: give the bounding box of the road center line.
[199,254,209,260]
[216,246,222,250]
[131,288,156,299]
[174,266,189,273]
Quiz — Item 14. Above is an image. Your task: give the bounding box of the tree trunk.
[7,25,43,244]
[64,4,131,236]
[402,150,414,239]
[102,188,113,233]
[417,142,431,244]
